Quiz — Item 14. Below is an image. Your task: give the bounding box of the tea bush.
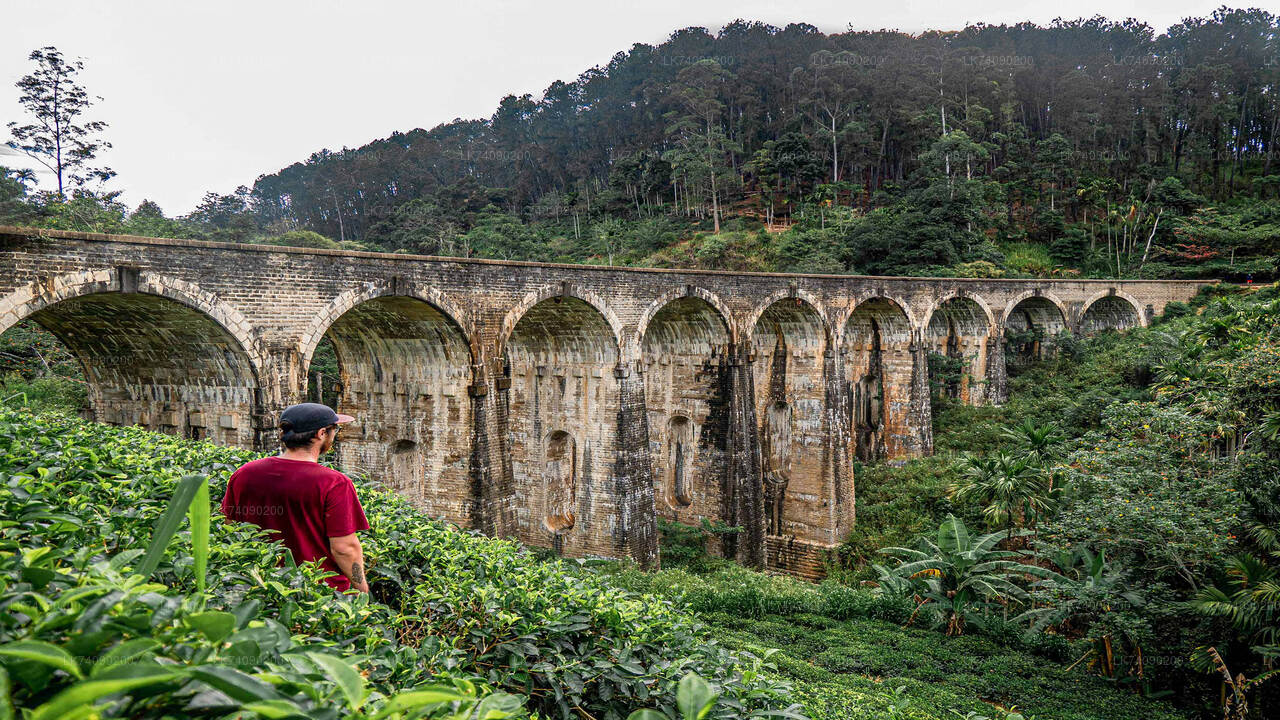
[0,409,801,719]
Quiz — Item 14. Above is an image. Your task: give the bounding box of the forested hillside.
[5,7,1280,278]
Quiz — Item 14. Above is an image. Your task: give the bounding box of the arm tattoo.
[350,561,365,588]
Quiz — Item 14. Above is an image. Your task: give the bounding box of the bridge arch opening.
[750,297,827,540]
[924,296,993,405]
[843,298,913,462]
[640,296,730,523]
[1003,296,1068,364]
[1081,295,1142,334]
[502,295,619,556]
[311,295,472,525]
[3,291,260,446]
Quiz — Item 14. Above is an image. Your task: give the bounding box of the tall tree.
[665,60,738,233]
[6,47,113,197]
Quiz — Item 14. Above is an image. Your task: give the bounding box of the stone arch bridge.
[0,227,1211,577]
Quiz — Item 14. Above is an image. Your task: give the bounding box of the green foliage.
[1019,547,1149,679]
[596,559,1182,719]
[0,408,799,719]
[711,604,1170,720]
[657,519,740,573]
[1191,554,1280,660]
[999,243,1058,277]
[0,320,79,383]
[949,454,1053,535]
[875,516,1052,636]
[8,47,114,196]
[1039,402,1246,586]
[0,375,85,414]
[926,351,968,408]
[838,457,970,570]
[265,229,342,249]
[0,320,85,413]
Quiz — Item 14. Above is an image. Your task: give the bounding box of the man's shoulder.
[319,465,356,488]
[233,456,281,476]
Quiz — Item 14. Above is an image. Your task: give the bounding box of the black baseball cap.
[279,403,355,433]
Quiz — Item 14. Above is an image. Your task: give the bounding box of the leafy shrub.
[0,409,801,719]
[1156,300,1192,322]
[657,518,740,572]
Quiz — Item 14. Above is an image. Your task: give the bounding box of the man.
[221,403,370,593]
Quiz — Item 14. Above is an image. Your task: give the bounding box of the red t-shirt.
[221,457,369,591]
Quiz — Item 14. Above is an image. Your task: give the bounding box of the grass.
[999,242,1059,277]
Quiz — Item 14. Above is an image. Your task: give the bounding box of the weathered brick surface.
[0,226,1213,576]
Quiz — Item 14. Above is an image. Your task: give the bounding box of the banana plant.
[875,515,1053,635]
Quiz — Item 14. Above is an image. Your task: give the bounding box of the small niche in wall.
[667,415,694,507]
[544,430,577,533]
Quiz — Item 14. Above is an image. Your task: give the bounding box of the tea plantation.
[604,565,1189,720]
[0,409,800,719]
[1,405,1198,720]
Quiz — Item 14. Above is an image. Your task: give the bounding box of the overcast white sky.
[3,0,1268,214]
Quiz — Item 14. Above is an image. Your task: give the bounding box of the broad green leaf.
[474,692,523,719]
[0,666,13,720]
[91,638,160,676]
[137,474,206,578]
[675,673,717,720]
[20,565,55,589]
[187,664,284,703]
[627,711,668,720]
[185,610,237,644]
[0,640,83,679]
[189,477,210,595]
[305,652,366,710]
[30,663,179,720]
[242,699,310,718]
[373,686,469,719]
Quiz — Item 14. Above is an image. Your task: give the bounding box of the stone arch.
[307,291,473,526]
[922,295,996,405]
[634,286,737,348]
[842,297,915,461]
[299,282,475,372]
[1002,292,1070,362]
[749,295,828,542]
[1079,291,1145,333]
[1000,290,1070,329]
[640,295,732,524]
[922,293,996,336]
[743,288,831,347]
[497,284,624,362]
[835,293,918,347]
[0,268,265,447]
[501,294,620,557]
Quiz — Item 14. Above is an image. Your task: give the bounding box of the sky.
[3,0,1270,215]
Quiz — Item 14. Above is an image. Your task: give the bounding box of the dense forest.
[5,7,1280,279]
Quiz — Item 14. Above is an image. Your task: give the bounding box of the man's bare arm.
[329,533,369,593]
